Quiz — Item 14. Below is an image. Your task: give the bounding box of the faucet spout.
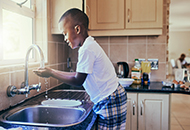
[25,44,45,88]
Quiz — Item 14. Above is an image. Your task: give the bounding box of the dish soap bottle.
[131,59,142,84]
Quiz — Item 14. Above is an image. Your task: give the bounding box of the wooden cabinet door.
[126,93,138,130]
[86,0,124,30]
[126,0,163,29]
[51,0,82,34]
[138,93,170,130]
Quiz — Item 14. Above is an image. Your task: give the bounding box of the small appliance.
[117,62,129,78]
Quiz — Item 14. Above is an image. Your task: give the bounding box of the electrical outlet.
[148,59,159,70]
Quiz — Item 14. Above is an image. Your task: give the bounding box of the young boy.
[34,8,127,129]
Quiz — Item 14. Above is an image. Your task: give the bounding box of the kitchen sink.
[4,105,86,127]
[0,90,94,128]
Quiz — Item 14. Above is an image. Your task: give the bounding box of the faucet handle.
[37,82,41,92]
[20,82,25,88]
[29,82,41,92]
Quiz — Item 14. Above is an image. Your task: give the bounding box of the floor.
[171,93,190,130]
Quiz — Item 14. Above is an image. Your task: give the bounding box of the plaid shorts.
[93,85,127,130]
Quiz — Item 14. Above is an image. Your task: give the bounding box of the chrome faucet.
[7,44,45,97]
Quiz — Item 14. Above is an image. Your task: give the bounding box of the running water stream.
[43,78,49,124]
[44,78,48,100]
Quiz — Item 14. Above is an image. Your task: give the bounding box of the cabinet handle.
[128,9,130,23]
[140,101,143,115]
[132,100,135,115]
[86,5,90,17]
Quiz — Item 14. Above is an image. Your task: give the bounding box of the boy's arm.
[51,69,87,87]
[33,67,87,87]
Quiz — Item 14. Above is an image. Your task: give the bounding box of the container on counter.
[141,72,150,86]
[131,59,142,84]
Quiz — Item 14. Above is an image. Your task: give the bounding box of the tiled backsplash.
[99,36,167,81]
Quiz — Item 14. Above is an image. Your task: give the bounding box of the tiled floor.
[171,93,190,130]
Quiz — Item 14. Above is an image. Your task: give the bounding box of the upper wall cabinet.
[86,0,163,36]
[51,0,83,34]
[87,0,125,30]
[126,0,163,29]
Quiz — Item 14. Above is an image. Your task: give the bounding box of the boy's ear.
[75,25,80,34]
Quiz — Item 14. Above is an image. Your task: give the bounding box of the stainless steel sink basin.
[4,105,86,127]
[0,90,94,128]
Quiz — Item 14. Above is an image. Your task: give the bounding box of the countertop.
[125,81,190,95]
[1,82,189,130]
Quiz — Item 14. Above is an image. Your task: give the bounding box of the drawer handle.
[132,100,135,115]
[140,101,143,115]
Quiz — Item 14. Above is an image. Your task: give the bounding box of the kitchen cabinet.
[86,0,163,36]
[86,0,125,30]
[126,93,138,130]
[126,0,163,29]
[126,93,170,130]
[51,0,83,34]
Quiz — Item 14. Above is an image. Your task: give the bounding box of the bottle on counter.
[131,59,142,84]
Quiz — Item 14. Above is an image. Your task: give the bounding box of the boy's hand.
[33,67,52,78]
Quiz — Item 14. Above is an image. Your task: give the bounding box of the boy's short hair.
[181,53,186,58]
[59,8,89,30]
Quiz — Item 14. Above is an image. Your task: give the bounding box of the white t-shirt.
[176,59,186,69]
[76,36,118,104]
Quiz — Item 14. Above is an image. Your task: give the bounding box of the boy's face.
[59,19,80,49]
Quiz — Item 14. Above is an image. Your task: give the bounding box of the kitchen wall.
[69,1,170,82]
[0,0,69,111]
[169,31,190,59]
[168,31,190,75]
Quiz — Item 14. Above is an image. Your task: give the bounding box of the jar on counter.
[131,59,142,84]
